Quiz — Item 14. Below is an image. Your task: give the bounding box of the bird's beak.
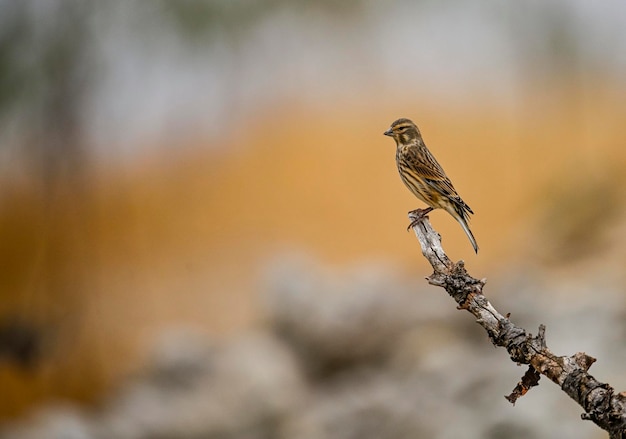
[383,128,393,136]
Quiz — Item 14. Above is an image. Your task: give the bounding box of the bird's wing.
[406,147,459,198]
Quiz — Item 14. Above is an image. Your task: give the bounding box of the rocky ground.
[1,257,624,439]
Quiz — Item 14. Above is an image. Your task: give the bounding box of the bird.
[383,118,478,253]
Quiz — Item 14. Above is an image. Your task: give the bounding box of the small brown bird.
[384,118,478,253]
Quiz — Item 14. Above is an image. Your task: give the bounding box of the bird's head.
[383,118,421,145]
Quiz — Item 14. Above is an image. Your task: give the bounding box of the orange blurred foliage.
[1,83,626,419]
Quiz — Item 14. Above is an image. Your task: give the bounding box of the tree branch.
[408,212,626,439]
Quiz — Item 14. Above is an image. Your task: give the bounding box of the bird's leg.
[408,207,433,216]
[407,207,433,231]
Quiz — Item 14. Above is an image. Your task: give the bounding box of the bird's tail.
[450,201,478,254]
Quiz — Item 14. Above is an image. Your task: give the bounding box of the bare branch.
[408,212,626,439]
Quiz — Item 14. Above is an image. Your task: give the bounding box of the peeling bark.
[408,212,626,438]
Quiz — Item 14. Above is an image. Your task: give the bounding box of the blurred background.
[1,1,626,438]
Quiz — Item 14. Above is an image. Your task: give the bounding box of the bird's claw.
[407,218,421,231]
[406,208,432,231]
